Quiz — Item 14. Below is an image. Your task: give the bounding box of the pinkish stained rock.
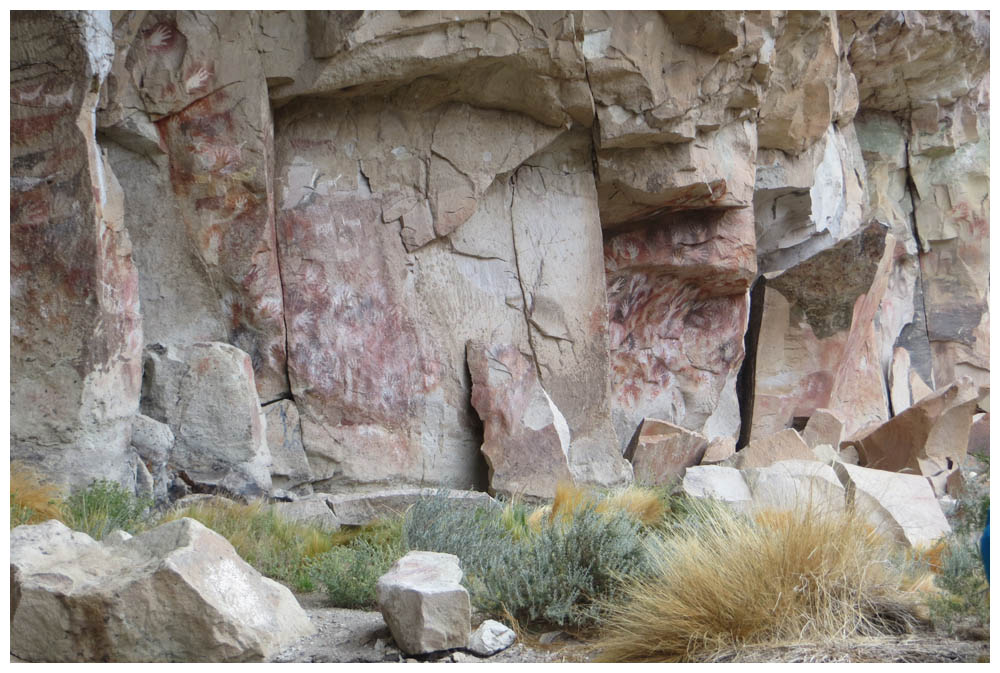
[750,222,894,441]
[844,377,979,477]
[101,11,289,401]
[467,342,574,500]
[10,11,144,490]
[606,208,754,445]
[624,419,709,486]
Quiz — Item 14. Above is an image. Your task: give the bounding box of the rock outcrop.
[9,10,989,513]
[10,518,314,662]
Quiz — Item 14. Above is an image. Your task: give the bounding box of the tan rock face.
[101,11,289,401]
[845,10,990,113]
[845,378,979,476]
[834,462,951,548]
[606,208,753,444]
[758,11,853,153]
[732,429,816,469]
[10,11,143,490]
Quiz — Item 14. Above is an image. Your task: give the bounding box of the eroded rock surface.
[9,10,989,512]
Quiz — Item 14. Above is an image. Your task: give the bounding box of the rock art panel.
[102,10,289,401]
[10,10,144,490]
[274,96,626,490]
[606,208,754,445]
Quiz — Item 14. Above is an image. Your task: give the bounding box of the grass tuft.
[595,499,924,662]
[61,479,153,540]
[10,462,65,527]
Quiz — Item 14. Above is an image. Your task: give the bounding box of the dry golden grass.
[10,462,65,525]
[526,482,666,531]
[595,499,924,662]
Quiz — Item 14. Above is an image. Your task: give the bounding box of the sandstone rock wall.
[10,10,989,498]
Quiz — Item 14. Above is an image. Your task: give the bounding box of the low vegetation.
[594,499,926,662]
[927,457,990,634]
[306,519,406,607]
[10,464,989,661]
[10,462,64,527]
[163,499,340,592]
[404,485,655,628]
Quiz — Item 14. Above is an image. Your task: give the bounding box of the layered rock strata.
[9,10,989,501]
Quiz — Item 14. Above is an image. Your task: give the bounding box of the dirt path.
[268,593,988,664]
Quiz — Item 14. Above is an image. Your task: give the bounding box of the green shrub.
[404,494,650,628]
[928,462,990,633]
[308,519,406,608]
[62,479,153,540]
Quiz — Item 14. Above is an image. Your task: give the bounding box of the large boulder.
[325,489,498,527]
[140,342,272,497]
[377,551,471,655]
[742,459,846,514]
[10,10,143,491]
[10,518,314,662]
[731,429,816,469]
[834,462,951,548]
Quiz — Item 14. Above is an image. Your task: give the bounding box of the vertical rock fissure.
[508,170,545,382]
[736,276,766,450]
[902,127,935,387]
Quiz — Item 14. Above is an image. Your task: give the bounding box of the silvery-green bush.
[404,495,650,627]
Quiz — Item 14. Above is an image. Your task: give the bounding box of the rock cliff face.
[10,10,989,498]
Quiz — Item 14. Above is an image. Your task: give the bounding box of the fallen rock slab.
[271,495,340,530]
[681,465,752,509]
[845,377,978,475]
[731,428,816,469]
[325,489,499,527]
[468,342,574,499]
[467,619,516,656]
[376,551,471,655]
[833,462,951,548]
[625,418,709,486]
[10,518,314,662]
[743,460,846,515]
